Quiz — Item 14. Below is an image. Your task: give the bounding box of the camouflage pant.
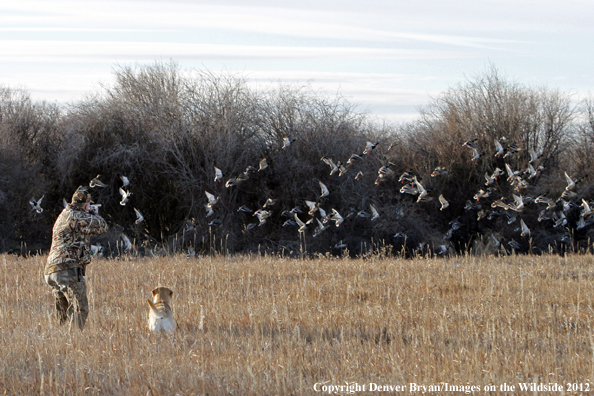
[45,268,89,329]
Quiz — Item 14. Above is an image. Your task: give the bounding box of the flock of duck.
[202,139,386,247]
[29,135,591,256]
[204,135,590,255]
[30,174,143,256]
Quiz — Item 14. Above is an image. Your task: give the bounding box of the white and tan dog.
[147,286,175,333]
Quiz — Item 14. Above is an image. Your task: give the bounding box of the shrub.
[1,63,592,256]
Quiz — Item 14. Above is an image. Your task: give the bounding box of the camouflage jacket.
[45,204,109,276]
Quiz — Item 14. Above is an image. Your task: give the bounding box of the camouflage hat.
[71,186,91,205]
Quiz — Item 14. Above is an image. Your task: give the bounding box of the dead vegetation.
[2,62,594,256]
[1,252,593,394]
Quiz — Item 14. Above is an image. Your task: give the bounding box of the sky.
[0,0,593,122]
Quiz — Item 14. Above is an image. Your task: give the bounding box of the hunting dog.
[147,286,175,333]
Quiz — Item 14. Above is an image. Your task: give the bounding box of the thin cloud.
[1,0,591,122]
[0,40,474,63]
[0,27,171,33]
[0,1,529,51]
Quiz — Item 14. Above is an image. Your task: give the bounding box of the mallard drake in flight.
[505,163,519,180]
[400,184,418,195]
[293,213,309,233]
[462,138,479,149]
[529,147,542,163]
[370,204,380,221]
[243,223,257,232]
[313,218,329,237]
[398,170,414,184]
[345,207,357,219]
[363,141,379,155]
[431,167,448,177]
[282,137,296,150]
[281,206,302,217]
[263,198,277,208]
[564,171,587,191]
[484,172,497,186]
[347,153,363,165]
[331,161,344,176]
[508,240,521,250]
[525,163,542,179]
[438,194,449,210]
[492,167,504,178]
[413,176,428,202]
[318,207,332,223]
[490,234,501,249]
[321,157,339,175]
[554,211,567,228]
[494,139,504,157]
[388,139,399,151]
[330,208,344,227]
[491,197,509,210]
[377,164,395,180]
[560,189,577,200]
[225,174,249,188]
[254,209,272,225]
[208,218,222,227]
[29,195,44,213]
[119,188,132,206]
[470,147,483,161]
[477,209,487,221]
[120,175,130,187]
[503,143,521,159]
[357,209,370,218]
[89,174,107,188]
[537,209,552,222]
[559,199,573,213]
[577,215,587,230]
[509,194,524,212]
[134,208,144,224]
[319,181,329,198]
[474,189,491,201]
[581,198,593,218]
[464,200,480,211]
[121,233,132,253]
[282,219,297,227]
[305,200,320,216]
[449,218,461,230]
[520,219,530,237]
[205,191,219,207]
[214,167,223,182]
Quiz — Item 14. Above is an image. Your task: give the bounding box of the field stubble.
[0,253,593,395]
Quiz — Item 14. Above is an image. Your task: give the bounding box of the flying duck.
[119,188,132,206]
[134,208,144,224]
[89,175,107,188]
[29,195,44,213]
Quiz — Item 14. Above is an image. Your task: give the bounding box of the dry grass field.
[1,252,594,395]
